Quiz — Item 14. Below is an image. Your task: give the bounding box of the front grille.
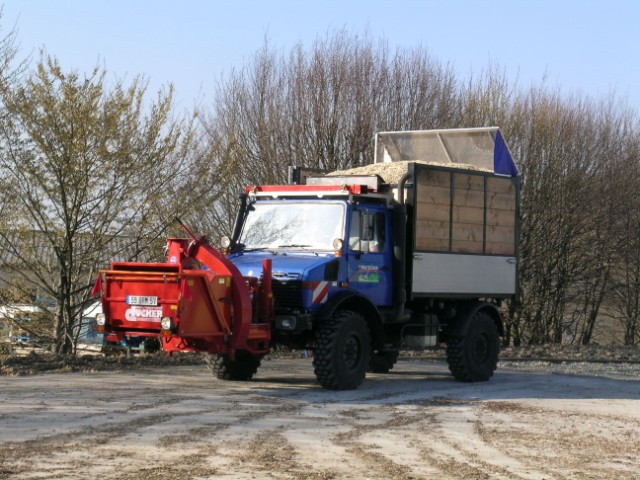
[272,279,302,310]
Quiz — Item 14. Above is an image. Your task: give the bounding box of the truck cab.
[227,182,397,338]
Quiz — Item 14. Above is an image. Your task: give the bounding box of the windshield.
[239,201,345,250]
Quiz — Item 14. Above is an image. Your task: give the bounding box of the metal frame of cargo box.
[405,162,520,301]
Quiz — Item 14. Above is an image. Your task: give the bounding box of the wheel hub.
[473,334,489,363]
[343,335,361,369]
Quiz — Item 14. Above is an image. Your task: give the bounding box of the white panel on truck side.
[412,252,516,296]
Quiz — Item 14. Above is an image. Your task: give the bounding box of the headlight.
[161,316,173,330]
[96,313,106,326]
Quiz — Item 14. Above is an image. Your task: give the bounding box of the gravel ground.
[1,354,639,480]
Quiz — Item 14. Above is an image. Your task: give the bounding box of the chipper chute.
[94,226,273,359]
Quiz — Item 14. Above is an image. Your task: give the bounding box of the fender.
[447,301,504,338]
[315,289,386,349]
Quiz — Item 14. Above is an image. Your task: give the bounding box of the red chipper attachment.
[95,224,273,359]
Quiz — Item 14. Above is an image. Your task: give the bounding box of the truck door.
[347,206,393,306]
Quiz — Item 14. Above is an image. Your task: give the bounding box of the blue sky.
[3,0,639,111]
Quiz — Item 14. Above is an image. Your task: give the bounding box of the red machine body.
[96,234,273,358]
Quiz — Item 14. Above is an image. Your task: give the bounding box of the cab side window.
[349,211,385,253]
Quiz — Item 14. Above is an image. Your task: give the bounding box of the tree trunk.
[53,299,66,354]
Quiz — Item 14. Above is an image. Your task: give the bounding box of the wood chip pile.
[327,160,491,184]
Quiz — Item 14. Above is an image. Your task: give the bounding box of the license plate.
[126,296,158,306]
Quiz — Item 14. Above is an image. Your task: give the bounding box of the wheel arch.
[316,290,385,349]
[448,300,504,338]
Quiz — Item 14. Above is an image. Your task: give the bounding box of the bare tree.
[566,99,635,345]
[609,130,640,345]
[512,89,597,343]
[198,32,461,237]
[508,86,640,346]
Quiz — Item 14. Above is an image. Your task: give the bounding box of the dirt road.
[1,358,639,479]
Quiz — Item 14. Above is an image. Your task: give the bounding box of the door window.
[349,211,385,253]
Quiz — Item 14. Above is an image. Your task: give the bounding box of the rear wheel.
[204,351,262,381]
[368,350,399,373]
[446,311,499,382]
[313,310,370,390]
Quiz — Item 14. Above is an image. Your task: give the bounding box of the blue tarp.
[493,130,518,177]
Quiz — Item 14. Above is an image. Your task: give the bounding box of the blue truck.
[97,127,519,390]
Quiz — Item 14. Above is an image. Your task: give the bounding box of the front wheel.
[204,351,262,381]
[446,311,500,382]
[313,310,371,390]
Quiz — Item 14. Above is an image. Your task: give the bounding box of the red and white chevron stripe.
[312,281,329,304]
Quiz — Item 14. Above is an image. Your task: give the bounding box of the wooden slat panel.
[487,192,516,210]
[453,189,484,207]
[451,172,485,254]
[416,237,449,251]
[452,223,483,242]
[487,176,516,194]
[417,169,450,188]
[414,167,518,255]
[416,169,451,251]
[416,220,450,240]
[454,173,485,191]
[486,208,516,227]
[453,205,484,225]
[417,186,450,206]
[416,204,450,222]
[486,225,515,244]
[452,239,484,254]
[485,242,515,255]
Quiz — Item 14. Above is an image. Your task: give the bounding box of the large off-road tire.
[446,311,500,382]
[204,351,262,381]
[313,310,371,390]
[368,350,400,373]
